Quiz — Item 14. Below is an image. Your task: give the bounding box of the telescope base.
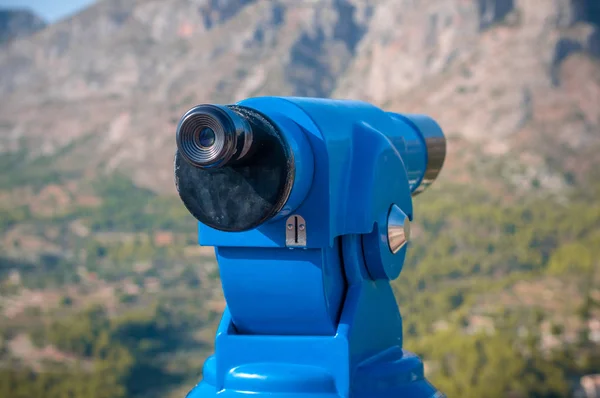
[186,351,444,398]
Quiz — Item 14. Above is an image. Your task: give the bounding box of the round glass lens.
[198,127,216,148]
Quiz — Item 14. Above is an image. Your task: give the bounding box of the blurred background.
[0,0,599,397]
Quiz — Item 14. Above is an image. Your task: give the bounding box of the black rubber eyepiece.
[174,105,295,232]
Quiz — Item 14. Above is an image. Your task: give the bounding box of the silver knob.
[387,204,411,254]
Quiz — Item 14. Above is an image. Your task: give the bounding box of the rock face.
[0,0,598,194]
[0,9,46,45]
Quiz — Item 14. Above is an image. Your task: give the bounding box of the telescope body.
[175,97,446,398]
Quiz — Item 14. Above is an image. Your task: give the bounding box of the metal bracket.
[285,215,307,247]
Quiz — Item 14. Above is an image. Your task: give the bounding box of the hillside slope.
[335,0,600,192]
[0,0,597,194]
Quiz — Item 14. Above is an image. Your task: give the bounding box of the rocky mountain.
[0,9,46,45]
[0,0,598,195]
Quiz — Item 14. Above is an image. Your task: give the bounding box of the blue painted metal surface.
[186,97,445,398]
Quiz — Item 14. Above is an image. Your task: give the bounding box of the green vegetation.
[0,366,128,398]
[2,304,206,398]
[0,173,198,291]
[0,173,598,397]
[0,254,80,292]
[0,137,91,190]
[398,182,600,326]
[414,328,570,397]
[0,206,31,231]
[397,182,600,396]
[87,174,193,233]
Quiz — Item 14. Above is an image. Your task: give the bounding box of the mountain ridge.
[0,0,598,195]
[0,8,46,45]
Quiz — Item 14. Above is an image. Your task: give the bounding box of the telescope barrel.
[387,113,446,196]
[174,101,446,233]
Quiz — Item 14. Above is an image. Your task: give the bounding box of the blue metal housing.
[186,97,445,398]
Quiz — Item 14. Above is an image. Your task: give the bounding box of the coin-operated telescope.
[174,97,446,398]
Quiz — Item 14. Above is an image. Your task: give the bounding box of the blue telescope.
[174,97,446,398]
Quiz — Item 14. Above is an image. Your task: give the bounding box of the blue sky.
[0,0,96,23]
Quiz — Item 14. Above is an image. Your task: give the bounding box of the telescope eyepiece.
[174,103,296,232]
[176,104,254,169]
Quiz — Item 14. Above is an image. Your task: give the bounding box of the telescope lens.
[176,104,253,169]
[197,127,216,148]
